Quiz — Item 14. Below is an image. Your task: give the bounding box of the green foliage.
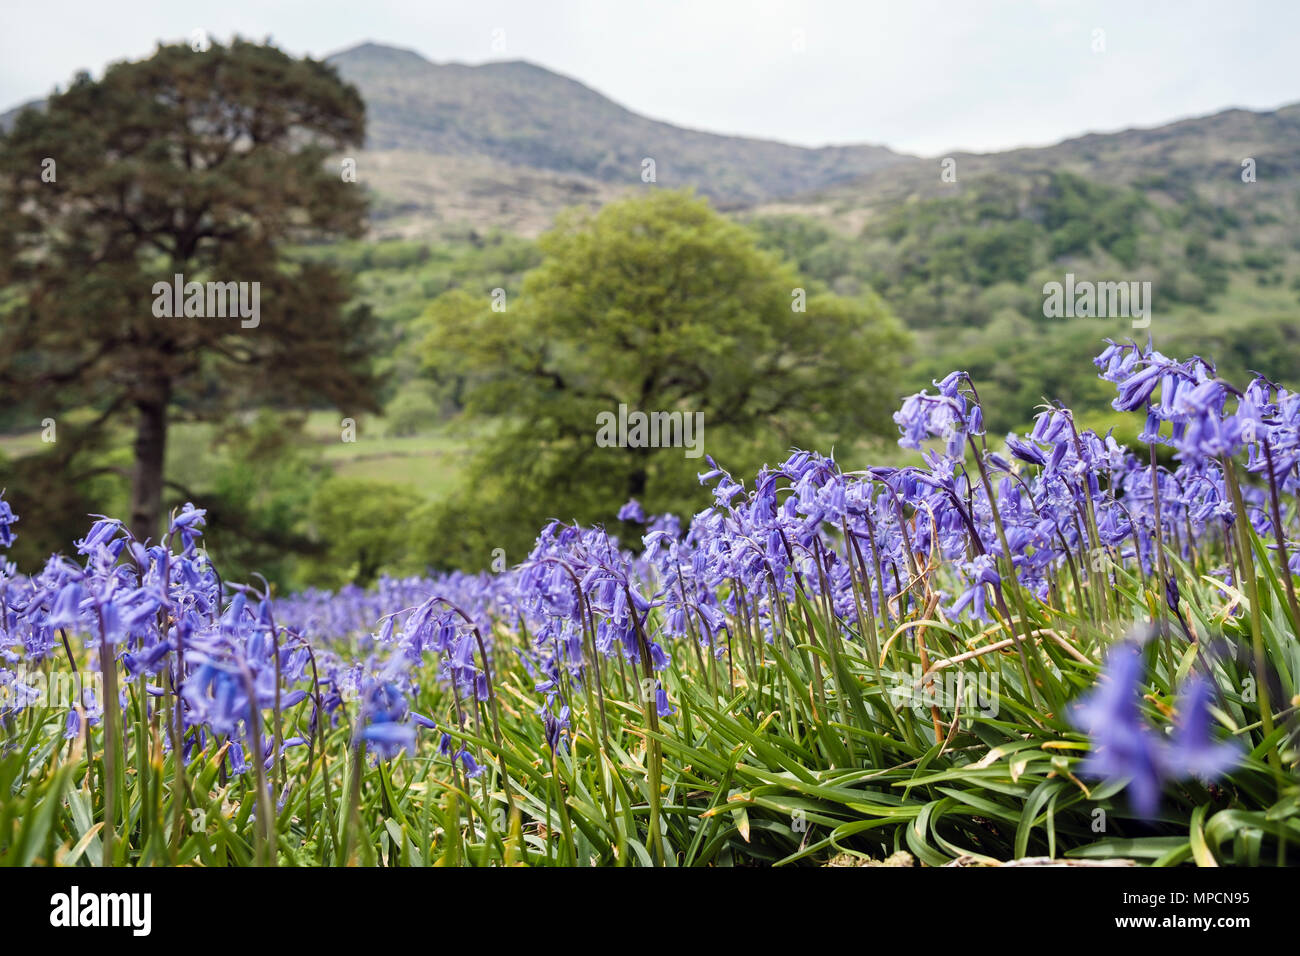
[4,521,1296,867]
[415,190,909,568]
[184,414,330,591]
[0,39,378,541]
[843,172,1166,318]
[745,164,1300,434]
[303,478,423,586]
[0,440,129,569]
[293,232,540,412]
[383,381,443,437]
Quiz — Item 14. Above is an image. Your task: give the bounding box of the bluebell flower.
[1112,363,1166,412]
[75,518,121,556]
[1005,434,1047,466]
[0,495,18,549]
[655,686,675,718]
[544,704,570,753]
[1163,677,1243,782]
[362,721,415,760]
[228,741,248,775]
[948,554,1000,621]
[618,499,646,523]
[1072,645,1166,816]
[47,580,87,629]
[264,736,308,769]
[457,748,483,778]
[1072,644,1243,817]
[169,504,207,550]
[1164,574,1180,613]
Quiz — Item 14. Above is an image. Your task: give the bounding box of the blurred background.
[1,1,1297,589]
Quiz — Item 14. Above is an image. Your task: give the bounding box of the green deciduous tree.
[0,39,378,545]
[417,190,908,568]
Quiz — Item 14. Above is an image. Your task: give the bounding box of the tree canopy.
[417,189,908,567]
[0,39,378,548]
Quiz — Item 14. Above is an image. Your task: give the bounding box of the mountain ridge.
[321,41,908,209]
[4,42,1299,240]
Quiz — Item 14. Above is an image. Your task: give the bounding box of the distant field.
[303,410,473,498]
[0,430,45,459]
[0,411,475,503]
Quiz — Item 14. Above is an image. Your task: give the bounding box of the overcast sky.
[1,0,1294,156]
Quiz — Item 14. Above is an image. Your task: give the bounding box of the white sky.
[1,0,1295,156]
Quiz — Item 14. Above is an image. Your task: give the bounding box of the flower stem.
[1223,458,1282,781]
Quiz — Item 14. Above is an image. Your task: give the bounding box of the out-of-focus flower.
[1072,643,1242,816]
[1163,677,1244,782]
[618,499,646,523]
[1072,645,1166,816]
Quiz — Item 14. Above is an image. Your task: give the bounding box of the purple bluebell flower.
[1071,645,1166,816]
[1163,678,1243,781]
[1072,643,1242,816]
[228,741,248,775]
[618,499,647,523]
[0,495,18,549]
[361,721,416,760]
[544,704,570,752]
[47,580,87,629]
[655,685,675,718]
[457,748,483,778]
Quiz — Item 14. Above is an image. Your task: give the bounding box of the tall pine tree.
[0,39,377,542]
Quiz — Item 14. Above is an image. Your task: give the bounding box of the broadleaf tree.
[417,189,909,568]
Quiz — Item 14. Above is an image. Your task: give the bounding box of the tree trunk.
[128,378,170,541]
[627,462,647,501]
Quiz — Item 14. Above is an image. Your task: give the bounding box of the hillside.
[0,42,907,237]
[0,99,40,131]
[326,42,905,210]
[754,102,1300,230]
[738,103,1300,431]
[4,41,1298,429]
[289,91,1300,434]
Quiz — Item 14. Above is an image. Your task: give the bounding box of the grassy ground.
[2,490,1294,867]
[303,411,471,499]
[0,412,474,504]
